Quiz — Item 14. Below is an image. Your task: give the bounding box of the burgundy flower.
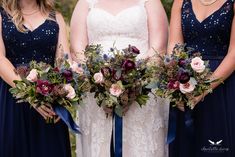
[36,80,53,96]
[179,72,190,84]
[167,80,180,90]
[122,60,136,71]
[62,69,73,82]
[53,67,60,73]
[178,59,186,67]
[101,67,112,77]
[128,45,140,54]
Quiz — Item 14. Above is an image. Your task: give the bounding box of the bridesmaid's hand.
[33,104,56,120]
[190,94,205,109]
[176,101,185,112]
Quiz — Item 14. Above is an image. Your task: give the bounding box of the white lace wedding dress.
[76,0,169,156]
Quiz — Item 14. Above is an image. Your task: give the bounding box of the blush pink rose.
[190,57,205,73]
[179,78,197,94]
[93,72,104,84]
[109,83,123,97]
[64,84,76,99]
[69,61,83,74]
[26,69,38,82]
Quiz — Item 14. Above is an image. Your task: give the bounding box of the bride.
[70,0,169,156]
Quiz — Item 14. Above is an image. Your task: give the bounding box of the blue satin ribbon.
[53,105,81,134]
[167,105,194,144]
[114,113,123,157]
[167,106,177,144]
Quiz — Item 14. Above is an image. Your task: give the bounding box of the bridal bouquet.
[148,44,218,108]
[9,57,86,124]
[83,44,154,116]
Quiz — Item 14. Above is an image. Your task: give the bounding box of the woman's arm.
[70,0,89,63]
[167,0,184,53]
[211,5,235,89]
[55,12,71,60]
[0,14,56,119]
[0,15,21,87]
[191,4,235,107]
[145,0,169,56]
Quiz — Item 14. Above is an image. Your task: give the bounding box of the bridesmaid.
[168,0,235,157]
[0,0,71,157]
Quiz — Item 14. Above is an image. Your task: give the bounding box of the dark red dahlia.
[53,67,60,73]
[122,60,136,71]
[167,80,180,90]
[36,80,53,96]
[62,69,73,82]
[179,72,190,84]
[178,59,186,67]
[128,45,140,54]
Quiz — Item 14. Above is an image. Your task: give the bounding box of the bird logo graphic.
[208,140,223,146]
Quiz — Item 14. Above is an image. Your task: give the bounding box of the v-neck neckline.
[23,20,48,33]
[189,0,228,24]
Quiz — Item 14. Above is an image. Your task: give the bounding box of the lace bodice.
[86,0,149,55]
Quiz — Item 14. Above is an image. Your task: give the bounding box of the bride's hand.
[71,51,87,64]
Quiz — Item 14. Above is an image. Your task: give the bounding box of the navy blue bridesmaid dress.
[169,0,235,157]
[0,8,71,157]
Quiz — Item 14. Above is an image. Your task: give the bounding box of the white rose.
[69,61,83,74]
[179,77,197,94]
[26,69,38,82]
[93,72,104,84]
[64,84,76,99]
[190,57,206,73]
[109,83,123,97]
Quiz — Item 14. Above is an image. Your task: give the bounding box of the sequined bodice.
[0,8,59,66]
[182,0,234,59]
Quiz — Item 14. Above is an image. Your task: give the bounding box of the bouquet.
[9,57,85,125]
[148,44,219,108]
[83,44,154,116]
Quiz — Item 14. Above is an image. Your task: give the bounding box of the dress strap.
[0,7,11,21]
[48,10,57,21]
[139,0,149,7]
[87,0,98,9]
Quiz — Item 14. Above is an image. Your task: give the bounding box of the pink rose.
[64,84,76,99]
[190,57,205,73]
[69,61,83,74]
[93,72,104,84]
[179,78,197,94]
[109,83,123,97]
[26,69,38,82]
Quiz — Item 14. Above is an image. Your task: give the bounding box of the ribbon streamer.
[114,113,123,157]
[167,105,194,144]
[53,105,81,134]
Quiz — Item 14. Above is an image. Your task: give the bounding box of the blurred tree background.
[55,0,173,23]
[55,0,173,156]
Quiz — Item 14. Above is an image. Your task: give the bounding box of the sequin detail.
[181,0,234,59]
[0,7,59,66]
